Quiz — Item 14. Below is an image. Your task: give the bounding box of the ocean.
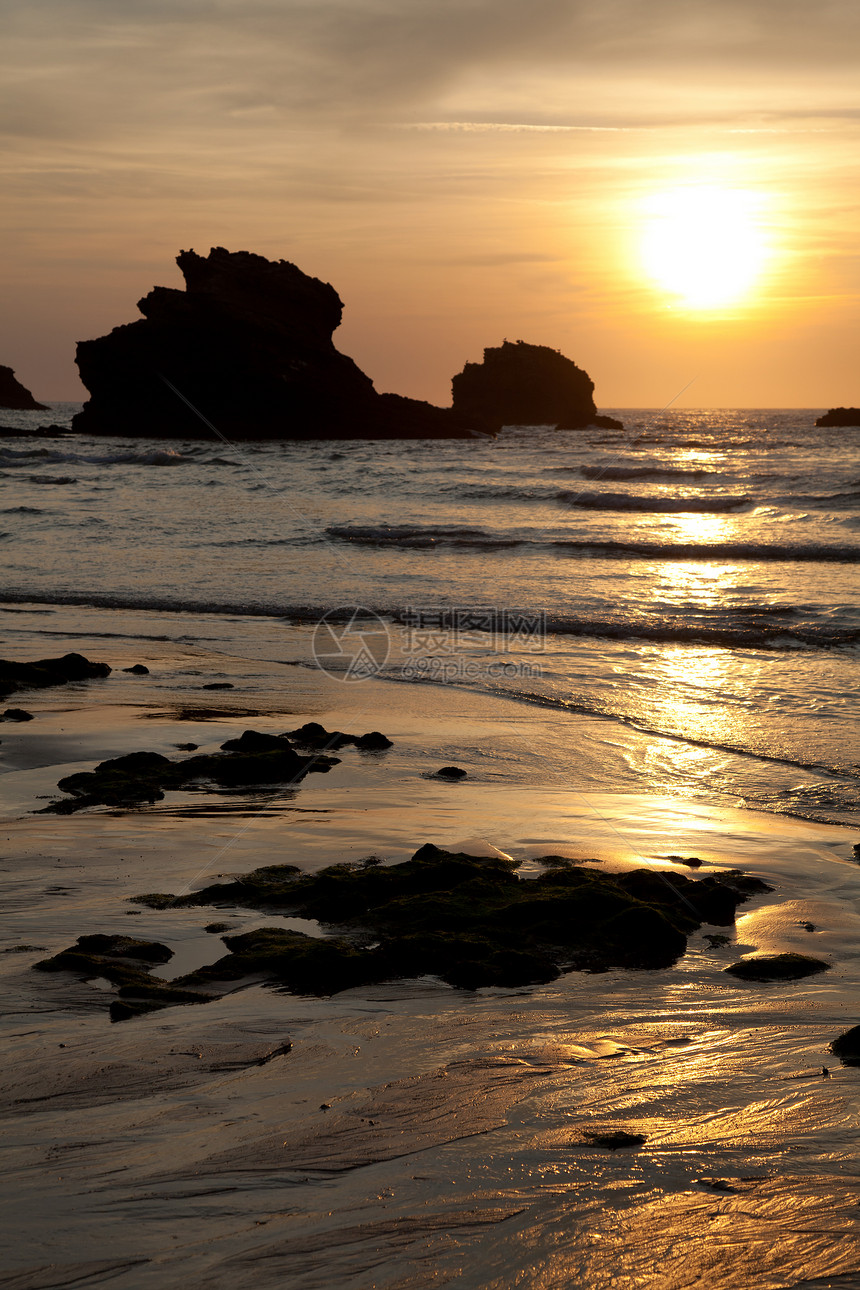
[1,404,858,824]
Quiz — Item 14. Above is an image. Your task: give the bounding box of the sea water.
[1,405,857,823]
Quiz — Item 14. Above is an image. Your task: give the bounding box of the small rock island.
[816,407,860,427]
[452,340,622,432]
[72,247,620,440]
[0,364,47,411]
[73,248,470,440]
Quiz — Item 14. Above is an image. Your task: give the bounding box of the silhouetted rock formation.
[816,407,860,427]
[0,365,47,411]
[451,340,622,432]
[73,248,471,440]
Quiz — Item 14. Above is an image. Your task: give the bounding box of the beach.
[2,407,860,1286]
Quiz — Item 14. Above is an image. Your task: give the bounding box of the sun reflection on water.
[625,543,760,796]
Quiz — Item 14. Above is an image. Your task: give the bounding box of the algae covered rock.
[451,339,622,432]
[41,845,770,1019]
[134,843,766,998]
[35,934,211,1022]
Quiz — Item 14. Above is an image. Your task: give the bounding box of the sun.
[640,185,770,310]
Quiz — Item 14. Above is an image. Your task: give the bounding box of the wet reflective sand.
[2,651,860,1289]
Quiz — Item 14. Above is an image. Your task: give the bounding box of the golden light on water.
[640,184,772,311]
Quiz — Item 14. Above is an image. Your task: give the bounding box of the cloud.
[1,0,859,153]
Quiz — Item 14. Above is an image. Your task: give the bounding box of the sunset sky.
[1,0,858,407]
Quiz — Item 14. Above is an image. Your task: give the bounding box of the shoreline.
[3,619,860,1287]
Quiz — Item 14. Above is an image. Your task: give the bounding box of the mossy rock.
[724,953,830,981]
[42,846,771,1019]
[126,843,767,1004]
[34,934,209,1021]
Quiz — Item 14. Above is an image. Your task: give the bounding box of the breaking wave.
[557,489,750,513]
[575,463,714,481]
[326,524,860,563]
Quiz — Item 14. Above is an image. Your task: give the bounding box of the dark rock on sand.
[0,364,47,411]
[0,652,111,701]
[353,731,393,750]
[73,247,474,441]
[122,664,150,675]
[1,708,34,721]
[285,722,393,751]
[815,407,860,427]
[583,1130,647,1149]
[724,953,830,981]
[44,742,341,812]
[130,842,765,1005]
[73,933,174,963]
[829,1024,860,1065]
[451,340,623,433]
[221,730,294,753]
[55,751,173,808]
[36,935,211,1021]
[202,682,233,690]
[435,766,468,780]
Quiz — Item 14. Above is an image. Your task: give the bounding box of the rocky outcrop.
[73,248,472,440]
[0,365,47,411]
[451,340,622,432]
[0,653,111,702]
[816,407,860,427]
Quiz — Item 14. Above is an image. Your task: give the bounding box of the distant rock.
[451,340,623,432]
[73,247,474,441]
[816,407,860,427]
[0,365,47,411]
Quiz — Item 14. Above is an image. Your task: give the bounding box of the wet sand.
[2,630,860,1288]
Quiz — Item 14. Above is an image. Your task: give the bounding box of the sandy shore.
[2,625,860,1288]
